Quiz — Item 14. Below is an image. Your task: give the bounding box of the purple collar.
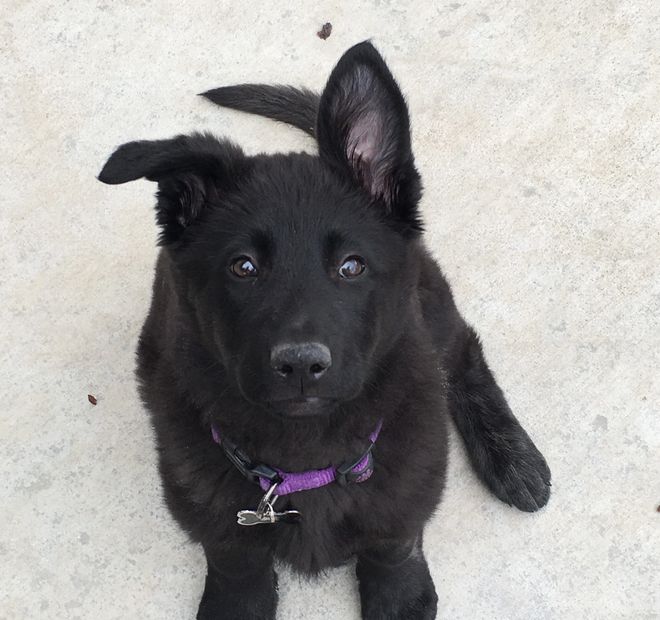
[211,420,383,496]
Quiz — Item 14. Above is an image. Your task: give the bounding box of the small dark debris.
[657,504,660,513]
[88,394,98,406]
[317,23,332,40]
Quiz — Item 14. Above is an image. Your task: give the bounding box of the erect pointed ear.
[316,41,422,234]
[98,132,247,245]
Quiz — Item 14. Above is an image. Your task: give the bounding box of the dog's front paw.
[357,551,438,620]
[479,423,551,512]
[197,568,278,620]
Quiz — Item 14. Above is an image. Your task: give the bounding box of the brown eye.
[230,256,258,278]
[339,256,366,279]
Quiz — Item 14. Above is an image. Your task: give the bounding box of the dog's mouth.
[266,396,337,418]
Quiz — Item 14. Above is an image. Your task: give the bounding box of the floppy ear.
[316,41,422,234]
[98,132,246,245]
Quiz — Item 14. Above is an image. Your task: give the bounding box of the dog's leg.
[419,256,551,512]
[447,324,551,511]
[356,536,437,620]
[197,544,277,620]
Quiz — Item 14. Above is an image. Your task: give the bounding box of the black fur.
[99,41,550,619]
[200,85,319,138]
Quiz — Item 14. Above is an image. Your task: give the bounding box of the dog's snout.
[270,343,332,380]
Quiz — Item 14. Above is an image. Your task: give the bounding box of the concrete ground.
[2,1,658,618]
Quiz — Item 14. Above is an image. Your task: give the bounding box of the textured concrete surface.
[2,1,659,618]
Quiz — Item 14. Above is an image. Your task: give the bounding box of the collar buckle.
[221,437,281,485]
[336,444,375,486]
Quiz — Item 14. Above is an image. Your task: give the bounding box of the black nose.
[270,342,332,380]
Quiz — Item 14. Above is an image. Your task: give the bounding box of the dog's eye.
[230,256,258,278]
[338,256,366,279]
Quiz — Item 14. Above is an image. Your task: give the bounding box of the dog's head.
[99,42,424,418]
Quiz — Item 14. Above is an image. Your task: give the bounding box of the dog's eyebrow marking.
[324,231,344,256]
[251,230,273,256]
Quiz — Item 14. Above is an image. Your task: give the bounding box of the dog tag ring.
[237,483,302,526]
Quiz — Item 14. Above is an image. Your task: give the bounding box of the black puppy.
[99,42,550,620]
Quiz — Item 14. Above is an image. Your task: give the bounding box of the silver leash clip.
[237,483,302,526]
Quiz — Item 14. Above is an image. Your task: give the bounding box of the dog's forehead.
[249,153,349,202]
[230,154,376,235]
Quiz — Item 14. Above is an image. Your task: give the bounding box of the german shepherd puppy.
[99,41,550,620]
